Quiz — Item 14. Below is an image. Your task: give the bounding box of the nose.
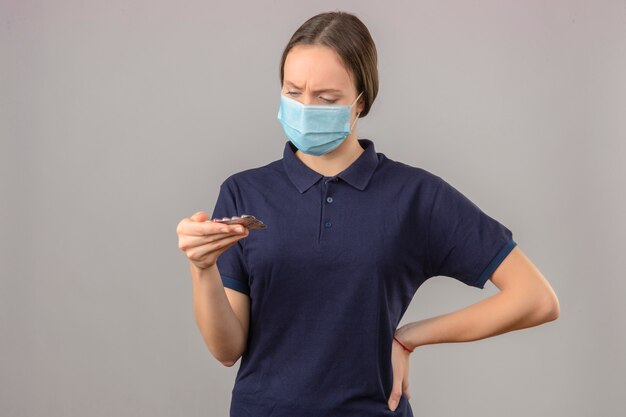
[301,92,315,105]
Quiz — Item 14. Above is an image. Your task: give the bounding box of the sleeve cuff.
[473,238,518,289]
[221,274,251,296]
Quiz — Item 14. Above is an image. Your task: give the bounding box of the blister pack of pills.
[209,214,267,230]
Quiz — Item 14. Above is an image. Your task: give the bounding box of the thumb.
[388,375,403,412]
[191,211,209,222]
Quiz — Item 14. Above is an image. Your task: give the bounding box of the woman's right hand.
[176,211,249,270]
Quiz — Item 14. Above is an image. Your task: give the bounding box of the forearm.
[190,262,246,365]
[396,288,556,349]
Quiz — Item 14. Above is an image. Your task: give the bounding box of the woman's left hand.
[388,329,413,412]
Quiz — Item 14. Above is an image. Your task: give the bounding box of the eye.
[285,91,337,104]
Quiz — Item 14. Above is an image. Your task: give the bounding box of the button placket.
[319,179,337,242]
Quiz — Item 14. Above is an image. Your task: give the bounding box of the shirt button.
[333,178,339,182]
[324,221,332,228]
[326,196,333,203]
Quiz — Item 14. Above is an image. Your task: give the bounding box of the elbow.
[546,297,560,322]
[219,353,242,368]
[539,290,560,323]
[221,359,237,367]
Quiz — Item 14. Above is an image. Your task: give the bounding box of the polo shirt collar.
[282,138,379,193]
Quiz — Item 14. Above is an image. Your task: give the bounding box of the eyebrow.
[284,80,343,94]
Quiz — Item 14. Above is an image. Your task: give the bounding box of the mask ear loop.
[350,91,364,131]
[350,111,361,131]
[351,91,364,107]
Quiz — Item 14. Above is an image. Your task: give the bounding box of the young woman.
[177,11,560,417]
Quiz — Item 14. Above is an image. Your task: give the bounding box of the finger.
[183,218,247,236]
[388,364,404,411]
[180,231,246,251]
[188,232,245,260]
[402,348,411,401]
[402,379,411,401]
[388,385,403,411]
[191,211,209,222]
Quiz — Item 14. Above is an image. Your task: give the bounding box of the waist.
[229,390,413,417]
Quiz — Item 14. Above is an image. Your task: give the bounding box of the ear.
[357,95,365,115]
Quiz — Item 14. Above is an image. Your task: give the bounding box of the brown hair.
[279,11,379,118]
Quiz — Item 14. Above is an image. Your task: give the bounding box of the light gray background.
[2,1,625,416]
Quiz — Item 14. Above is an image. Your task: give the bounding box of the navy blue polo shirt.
[210,138,517,417]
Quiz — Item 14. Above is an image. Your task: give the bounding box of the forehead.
[283,44,353,90]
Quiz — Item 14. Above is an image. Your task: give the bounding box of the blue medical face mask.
[277,91,364,156]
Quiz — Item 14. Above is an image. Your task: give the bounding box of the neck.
[295,134,365,177]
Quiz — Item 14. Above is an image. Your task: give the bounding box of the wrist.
[393,327,415,352]
[190,262,218,280]
[393,335,414,353]
[395,323,427,351]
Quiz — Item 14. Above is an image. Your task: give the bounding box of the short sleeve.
[426,177,517,289]
[210,180,251,296]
